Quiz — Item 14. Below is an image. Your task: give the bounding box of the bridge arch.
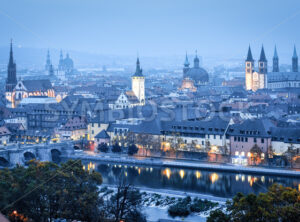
[24,151,36,163]
[74,145,80,150]
[0,157,9,167]
[51,148,61,164]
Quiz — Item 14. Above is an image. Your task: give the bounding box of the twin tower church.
[245,45,299,91]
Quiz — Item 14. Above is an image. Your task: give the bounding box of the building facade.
[245,46,267,91]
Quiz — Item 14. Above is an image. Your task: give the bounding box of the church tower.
[183,52,190,75]
[272,46,279,72]
[131,57,145,105]
[258,45,267,74]
[6,39,17,103]
[49,64,54,76]
[45,50,51,71]
[58,49,64,71]
[245,45,254,91]
[258,45,267,89]
[292,45,298,72]
[194,50,200,68]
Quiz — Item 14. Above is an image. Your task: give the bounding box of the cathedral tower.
[292,45,298,72]
[245,45,254,90]
[183,52,190,75]
[58,49,64,71]
[272,46,279,72]
[6,39,17,103]
[258,45,267,74]
[194,50,200,68]
[131,57,145,105]
[45,50,51,71]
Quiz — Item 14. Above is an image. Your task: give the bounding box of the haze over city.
[0,1,300,222]
[0,0,299,65]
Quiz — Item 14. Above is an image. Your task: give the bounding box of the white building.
[110,57,145,109]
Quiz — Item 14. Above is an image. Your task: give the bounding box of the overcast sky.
[0,0,299,60]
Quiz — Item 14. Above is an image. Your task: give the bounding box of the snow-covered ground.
[145,206,207,222]
[102,185,225,222]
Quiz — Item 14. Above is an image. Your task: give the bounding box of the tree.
[112,143,122,153]
[250,144,263,165]
[107,179,146,222]
[285,144,297,168]
[98,142,109,153]
[207,184,300,222]
[0,160,103,222]
[207,209,230,222]
[128,144,138,155]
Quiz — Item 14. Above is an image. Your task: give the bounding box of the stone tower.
[245,45,254,91]
[45,50,51,71]
[272,46,279,72]
[183,52,190,75]
[131,57,145,105]
[292,45,298,72]
[6,39,17,103]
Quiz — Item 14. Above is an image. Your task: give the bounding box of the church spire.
[134,56,143,76]
[45,49,51,71]
[194,50,199,68]
[7,39,17,86]
[273,45,278,59]
[184,52,189,67]
[259,45,267,62]
[293,45,298,58]
[60,49,63,60]
[273,45,279,72]
[9,39,14,65]
[292,45,298,72]
[246,45,254,62]
[258,45,267,74]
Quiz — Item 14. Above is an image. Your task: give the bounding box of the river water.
[82,160,300,198]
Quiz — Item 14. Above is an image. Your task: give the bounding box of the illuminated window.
[235,151,239,156]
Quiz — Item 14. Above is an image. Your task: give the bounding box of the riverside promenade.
[66,151,300,177]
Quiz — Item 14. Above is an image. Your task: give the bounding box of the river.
[82,160,300,198]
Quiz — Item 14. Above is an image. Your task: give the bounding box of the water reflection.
[210,173,219,184]
[163,168,171,179]
[179,170,185,179]
[195,171,201,179]
[83,161,300,198]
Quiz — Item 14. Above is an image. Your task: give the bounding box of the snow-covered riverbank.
[101,185,224,222]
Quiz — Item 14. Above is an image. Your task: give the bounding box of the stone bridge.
[0,142,74,167]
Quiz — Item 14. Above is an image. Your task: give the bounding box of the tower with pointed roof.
[194,50,200,68]
[131,57,145,105]
[183,52,190,75]
[258,45,267,74]
[45,50,51,71]
[6,39,17,103]
[273,46,279,72]
[292,45,298,72]
[245,45,254,90]
[58,49,64,71]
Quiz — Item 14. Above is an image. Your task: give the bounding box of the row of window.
[171,125,225,132]
[235,151,265,158]
[234,136,264,143]
[239,130,261,135]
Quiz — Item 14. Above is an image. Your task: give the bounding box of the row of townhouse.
[87,115,300,166]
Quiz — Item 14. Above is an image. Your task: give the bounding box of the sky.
[0,0,300,61]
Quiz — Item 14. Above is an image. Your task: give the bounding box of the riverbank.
[101,185,224,222]
[64,152,300,177]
